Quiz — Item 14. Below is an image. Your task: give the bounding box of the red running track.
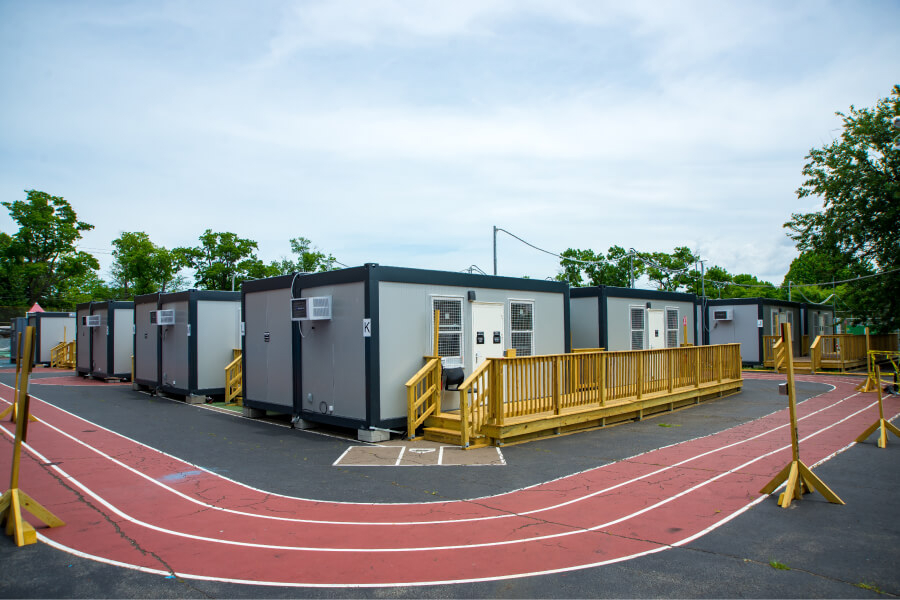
[0,373,896,587]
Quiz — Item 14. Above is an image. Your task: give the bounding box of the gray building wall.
[90,308,109,374]
[708,304,761,363]
[570,296,600,349]
[605,296,696,351]
[160,300,190,389]
[377,282,566,422]
[762,304,801,356]
[76,307,91,371]
[299,282,367,422]
[134,300,158,384]
[244,286,295,411]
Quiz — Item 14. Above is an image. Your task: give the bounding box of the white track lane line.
[0,379,872,526]
[0,395,886,553]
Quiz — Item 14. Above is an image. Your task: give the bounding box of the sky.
[1,0,898,288]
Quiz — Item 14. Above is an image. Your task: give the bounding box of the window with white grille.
[432,297,463,366]
[510,301,534,356]
[666,307,679,348]
[630,306,645,350]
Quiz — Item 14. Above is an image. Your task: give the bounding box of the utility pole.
[628,250,634,288]
[788,280,792,302]
[493,226,498,276]
[700,260,706,298]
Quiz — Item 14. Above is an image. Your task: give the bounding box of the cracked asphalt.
[1,369,898,598]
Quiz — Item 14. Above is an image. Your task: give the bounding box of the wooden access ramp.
[407,344,743,448]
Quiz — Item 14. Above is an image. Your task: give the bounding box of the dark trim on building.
[571,285,698,304]
[243,399,296,414]
[757,303,765,365]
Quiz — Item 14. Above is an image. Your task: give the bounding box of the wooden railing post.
[599,352,607,406]
[552,356,561,415]
[694,346,701,387]
[636,352,643,400]
[491,359,504,427]
[459,386,470,448]
[716,346,723,383]
[668,349,675,392]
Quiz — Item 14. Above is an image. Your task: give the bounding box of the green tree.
[785,85,900,331]
[110,232,186,296]
[556,246,639,288]
[641,247,697,291]
[0,190,98,308]
[176,230,269,291]
[269,237,338,275]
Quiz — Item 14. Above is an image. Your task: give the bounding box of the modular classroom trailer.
[75,301,135,379]
[569,286,698,352]
[804,303,837,340]
[706,298,806,365]
[242,264,570,440]
[158,290,241,400]
[27,311,76,365]
[133,293,160,390]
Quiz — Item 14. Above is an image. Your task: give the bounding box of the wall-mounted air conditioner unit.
[151,309,176,325]
[713,309,733,321]
[291,296,332,321]
[83,315,101,327]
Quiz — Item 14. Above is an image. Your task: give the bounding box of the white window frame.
[431,295,464,367]
[629,305,645,350]
[665,306,679,348]
[508,299,535,357]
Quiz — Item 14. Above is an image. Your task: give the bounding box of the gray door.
[76,309,91,370]
[135,303,158,383]
[91,309,108,373]
[245,288,293,409]
[161,301,189,389]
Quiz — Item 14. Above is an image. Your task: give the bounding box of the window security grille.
[433,297,463,366]
[666,308,679,348]
[510,301,534,356]
[630,306,645,350]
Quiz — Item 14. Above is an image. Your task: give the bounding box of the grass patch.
[856,582,884,594]
[768,560,790,571]
[658,423,682,428]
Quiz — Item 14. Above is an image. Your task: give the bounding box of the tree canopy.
[555,245,637,288]
[268,237,338,276]
[110,231,187,296]
[785,85,900,331]
[176,230,267,291]
[0,190,99,309]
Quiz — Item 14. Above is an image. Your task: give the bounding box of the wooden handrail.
[408,344,743,448]
[224,350,242,405]
[405,357,442,439]
[809,335,822,372]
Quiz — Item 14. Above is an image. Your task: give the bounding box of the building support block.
[358,428,390,443]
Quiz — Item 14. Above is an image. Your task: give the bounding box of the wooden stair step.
[423,426,488,447]
[423,427,463,445]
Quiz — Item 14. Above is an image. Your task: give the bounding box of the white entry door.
[472,303,505,368]
[648,309,666,350]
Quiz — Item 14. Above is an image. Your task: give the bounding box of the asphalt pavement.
[0,368,898,598]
